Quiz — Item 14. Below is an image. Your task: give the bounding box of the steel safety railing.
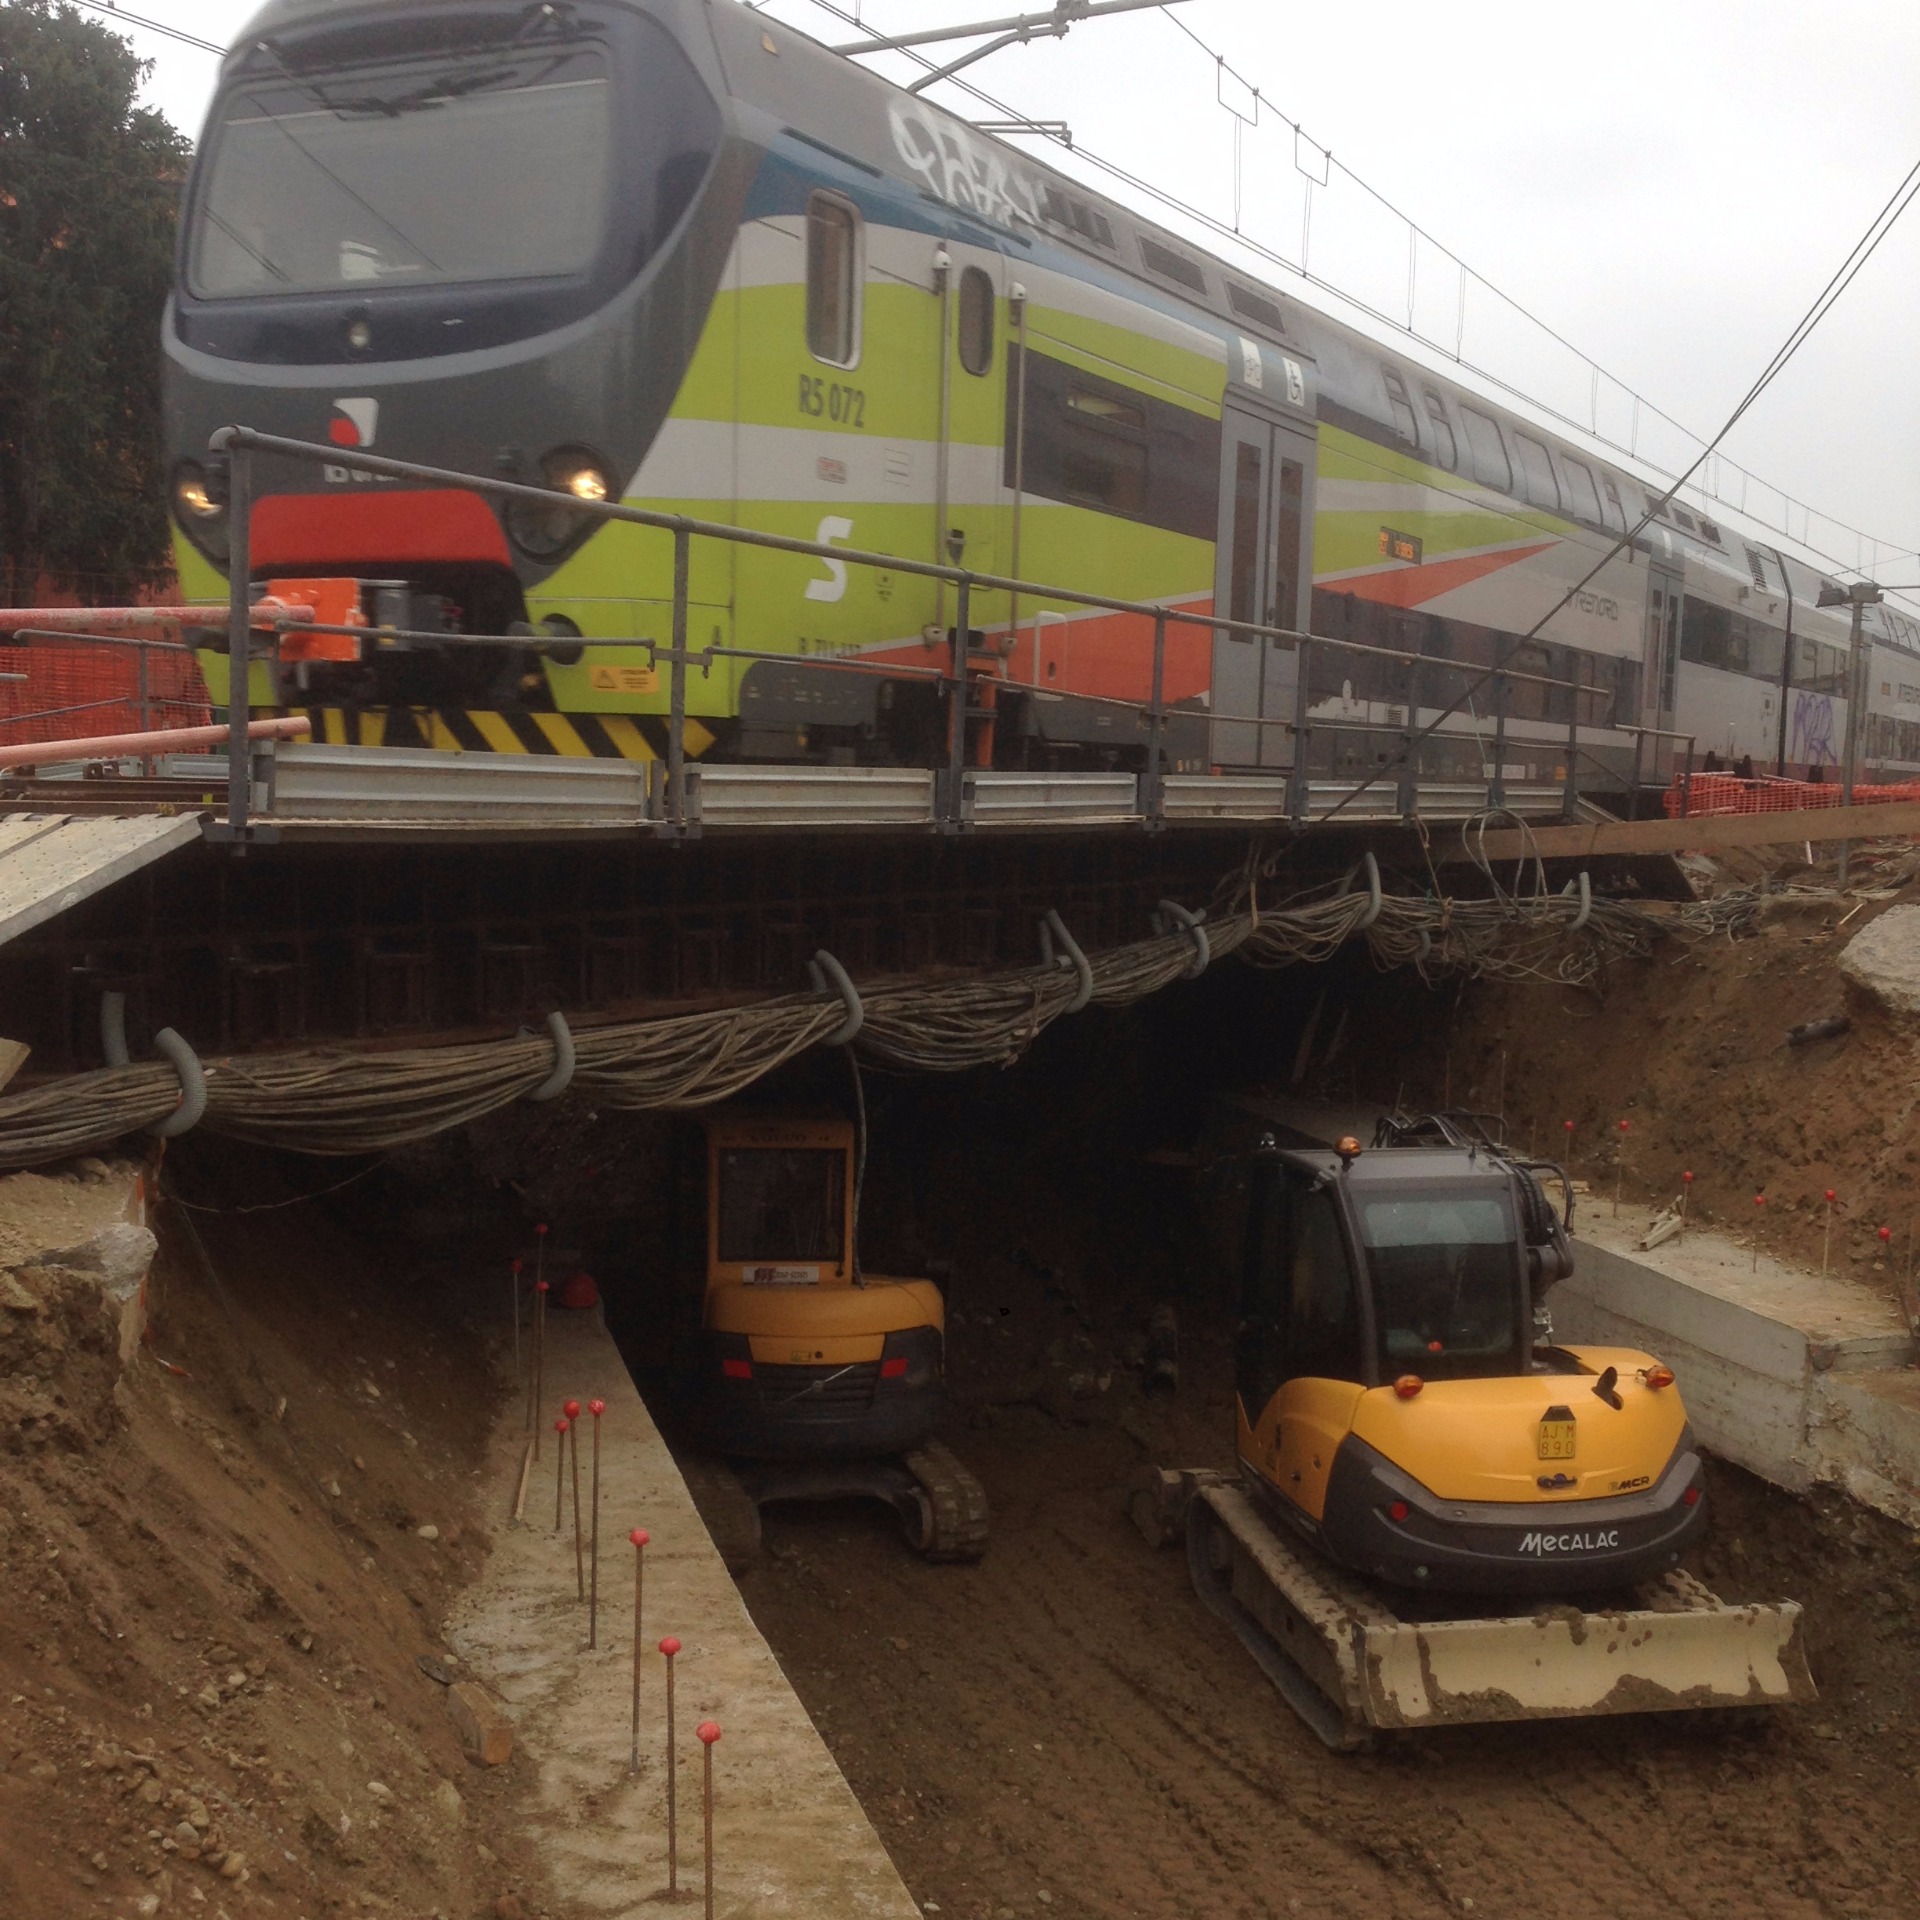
[202,426,1635,841]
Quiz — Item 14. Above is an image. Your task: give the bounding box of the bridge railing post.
[1143,608,1167,827]
[944,575,971,829]
[224,440,253,839]
[1286,639,1311,824]
[1488,671,1508,811]
[668,524,690,834]
[1396,657,1420,818]
[1564,701,1581,821]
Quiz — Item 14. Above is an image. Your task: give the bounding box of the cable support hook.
[1560,870,1593,933]
[102,992,206,1136]
[1153,899,1210,979]
[808,950,864,1046]
[150,1029,207,1138]
[1038,909,1093,1013]
[527,1011,576,1103]
[1338,850,1383,931]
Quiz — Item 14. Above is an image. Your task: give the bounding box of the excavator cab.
[697,1113,987,1559]
[1223,1126,1705,1594]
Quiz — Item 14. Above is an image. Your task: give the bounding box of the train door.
[1211,404,1315,769]
[1645,564,1683,760]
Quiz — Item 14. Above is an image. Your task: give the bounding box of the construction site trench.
[5,871,1920,1920]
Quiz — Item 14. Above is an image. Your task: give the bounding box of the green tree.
[0,0,190,605]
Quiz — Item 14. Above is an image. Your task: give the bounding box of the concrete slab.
[1557,1206,1919,1521]
[445,1308,918,1920]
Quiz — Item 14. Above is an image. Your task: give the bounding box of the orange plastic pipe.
[0,714,310,770]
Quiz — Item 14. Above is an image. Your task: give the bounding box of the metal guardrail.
[202,426,1646,843]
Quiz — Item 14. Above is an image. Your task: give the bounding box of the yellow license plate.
[1537,1417,1577,1461]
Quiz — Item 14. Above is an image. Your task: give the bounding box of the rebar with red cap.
[1824,1190,1838,1275]
[628,1529,650,1775]
[532,1279,549,1458]
[565,1398,585,1601]
[697,1721,721,1920]
[553,1417,570,1530]
[587,1398,606,1647]
[660,1637,682,1893]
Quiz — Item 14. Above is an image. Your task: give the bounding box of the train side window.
[1747,623,1786,683]
[957,265,994,376]
[1060,388,1148,515]
[1287,1184,1362,1384]
[1381,367,1420,448]
[1599,475,1626,531]
[1512,432,1560,511]
[1458,406,1512,493]
[805,193,862,368]
[1681,598,1736,671]
[1561,457,1603,525]
[1421,388,1457,470]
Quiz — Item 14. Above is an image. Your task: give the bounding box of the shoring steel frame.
[204,426,1653,844]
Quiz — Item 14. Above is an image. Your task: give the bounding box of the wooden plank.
[1440,800,1920,864]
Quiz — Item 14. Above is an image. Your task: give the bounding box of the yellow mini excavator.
[698,1112,986,1560]
[1134,1106,1814,1748]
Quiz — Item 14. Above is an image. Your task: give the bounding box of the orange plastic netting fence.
[0,643,212,748]
[1666,771,1920,818]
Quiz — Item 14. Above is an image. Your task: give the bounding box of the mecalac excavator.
[1133,1104,1814,1749]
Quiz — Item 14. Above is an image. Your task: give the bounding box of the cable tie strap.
[808,950,864,1046]
[1043,909,1092,1014]
[149,1028,206,1139]
[527,1011,575,1103]
[1154,899,1210,979]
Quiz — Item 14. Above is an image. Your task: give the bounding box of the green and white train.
[163,0,1920,786]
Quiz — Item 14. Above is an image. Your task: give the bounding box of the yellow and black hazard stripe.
[301,707,719,760]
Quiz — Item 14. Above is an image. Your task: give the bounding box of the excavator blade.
[1146,1471,1814,1748]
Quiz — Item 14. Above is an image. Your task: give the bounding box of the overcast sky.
[111,0,1920,590]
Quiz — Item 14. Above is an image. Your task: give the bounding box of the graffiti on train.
[889,101,1044,228]
[1790,691,1838,768]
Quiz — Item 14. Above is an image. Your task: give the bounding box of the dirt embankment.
[1442,851,1920,1296]
[0,1146,542,1920]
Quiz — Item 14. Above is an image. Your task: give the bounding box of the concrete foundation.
[1559,1208,1920,1526]
[445,1307,919,1920]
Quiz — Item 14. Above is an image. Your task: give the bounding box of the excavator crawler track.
[904,1440,990,1561]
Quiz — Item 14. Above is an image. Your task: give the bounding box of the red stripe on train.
[251,490,511,570]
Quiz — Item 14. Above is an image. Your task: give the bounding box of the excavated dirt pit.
[6,889,1920,1920]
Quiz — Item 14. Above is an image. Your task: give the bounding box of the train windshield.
[188,46,612,298]
[1355,1190,1522,1377]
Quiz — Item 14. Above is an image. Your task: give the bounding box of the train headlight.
[171,460,230,564]
[504,446,615,558]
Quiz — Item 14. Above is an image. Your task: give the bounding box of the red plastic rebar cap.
[629,1528,650,1548]
[1683,1171,1694,1183]
[511,1258,523,1274]
[1826,1189,1837,1203]
[1755,1193,1766,1205]
[1879,1226,1892,1241]
[588,1398,606,1417]
[536,1223,549,1236]
[535,1279,550,1293]
[564,1398,581,1418]
[1563,1120,1574,1130]
[696,1721,721,1746]
[554,1416,569,1433]
[659,1636,681,1657]
[1618,1119,1630,1132]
